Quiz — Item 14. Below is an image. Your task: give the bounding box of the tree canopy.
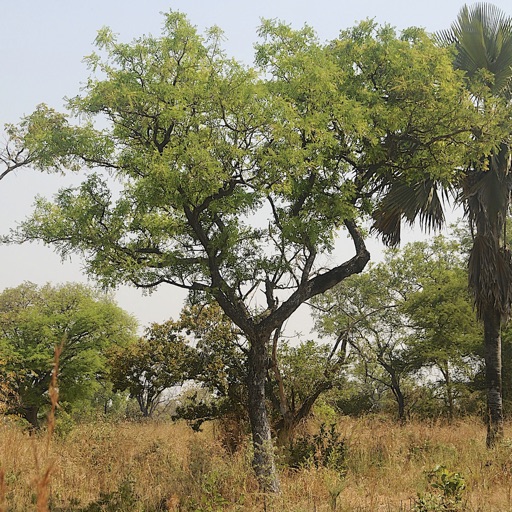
[108,320,194,418]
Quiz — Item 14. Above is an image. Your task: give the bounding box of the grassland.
[1,416,512,511]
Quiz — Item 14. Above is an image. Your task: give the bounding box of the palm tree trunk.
[247,336,280,493]
[484,308,504,447]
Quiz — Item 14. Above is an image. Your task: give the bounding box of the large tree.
[437,3,512,446]
[4,13,496,490]
[0,282,137,428]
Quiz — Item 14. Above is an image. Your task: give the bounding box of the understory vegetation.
[2,416,512,511]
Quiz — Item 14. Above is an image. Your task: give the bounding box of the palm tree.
[436,3,512,447]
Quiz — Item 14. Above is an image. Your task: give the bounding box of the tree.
[108,320,194,417]
[313,235,482,421]
[4,13,494,490]
[268,339,348,444]
[402,237,482,420]
[173,302,249,437]
[0,282,137,428]
[437,3,512,446]
[175,302,347,447]
[313,259,415,421]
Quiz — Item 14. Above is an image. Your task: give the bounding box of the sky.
[1,0,509,331]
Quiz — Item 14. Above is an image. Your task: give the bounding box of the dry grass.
[1,415,512,511]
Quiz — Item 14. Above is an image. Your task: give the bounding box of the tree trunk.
[440,361,454,422]
[276,415,295,448]
[484,309,504,447]
[446,365,454,422]
[22,405,40,430]
[136,395,150,417]
[247,336,280,493]
[390,381,406,424]
[385,363,406,423]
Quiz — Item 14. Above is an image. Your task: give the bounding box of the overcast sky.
[1,0,509,330]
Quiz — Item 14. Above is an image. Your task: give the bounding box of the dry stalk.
[0,468,6,512]
[34,342,63,512]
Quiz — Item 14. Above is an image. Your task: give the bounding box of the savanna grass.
[1,415,512,510]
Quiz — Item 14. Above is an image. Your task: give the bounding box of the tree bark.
[391,377,406,424]
[484,309,504,447]
[247,336,280,493]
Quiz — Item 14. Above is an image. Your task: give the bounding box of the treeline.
[0,229,503,439]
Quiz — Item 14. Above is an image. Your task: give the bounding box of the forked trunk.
[247,336,280,493]
[484,309,504,447]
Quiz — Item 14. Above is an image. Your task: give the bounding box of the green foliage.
[0,282,137,427]
[108,320,194,417]
[172,302,248,433]
[313,234,482,420]
[414,465,466,511]
[6,11,494,313]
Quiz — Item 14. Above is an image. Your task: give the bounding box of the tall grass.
[2,414,512,510]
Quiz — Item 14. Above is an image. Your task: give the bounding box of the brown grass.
[1,415,512,511]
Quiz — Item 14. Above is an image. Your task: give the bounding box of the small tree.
[0,282,137,428]
[268,339,348,444]
[313,266,414,421]
[108,321,194,417]
[313,236,482,421]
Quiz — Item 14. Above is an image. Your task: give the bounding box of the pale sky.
[1,0,507,330]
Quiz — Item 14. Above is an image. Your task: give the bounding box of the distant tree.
[313,265,414,421]
[0,282,137,428]
[313,236,481,421]
[108,321,194,417]
[0,358,16,415]
[173,302,247,429]
[4,13,497,490]
[404,238,482,420]
[268,339,348,444]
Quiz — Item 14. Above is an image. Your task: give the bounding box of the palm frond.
[371,179,451,247]
[436,3,512,97]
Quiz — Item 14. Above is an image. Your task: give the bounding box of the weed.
[414,465,466,511]
[288,422,347,473]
